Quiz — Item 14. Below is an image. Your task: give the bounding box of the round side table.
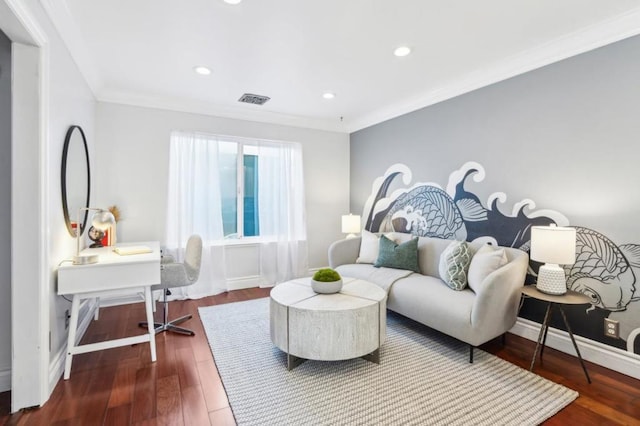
[521,285,592,383]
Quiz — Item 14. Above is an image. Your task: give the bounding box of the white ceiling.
[43,0,640,133]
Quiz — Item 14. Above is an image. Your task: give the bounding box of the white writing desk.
[58,241,161,379]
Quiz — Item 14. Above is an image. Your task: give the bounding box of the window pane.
[219,141,238,238]
[243,152,260,237]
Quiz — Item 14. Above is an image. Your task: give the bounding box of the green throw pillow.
[438,240,472,290]
[374,235,420,273]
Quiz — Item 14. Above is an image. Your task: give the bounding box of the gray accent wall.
[0,30,11,384]
[351,34,640,360]
[352,35,640,246]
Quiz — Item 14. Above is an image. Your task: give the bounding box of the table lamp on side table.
[530,225,576,295]
[73,208,116,265]
[341,214,361,239]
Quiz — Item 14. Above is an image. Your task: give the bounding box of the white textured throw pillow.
[467,244,508,292]
[356,230,380,264]
[438,240,473,291]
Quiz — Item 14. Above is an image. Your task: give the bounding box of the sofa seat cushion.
[335,264,413,292]
[387,274,477,344]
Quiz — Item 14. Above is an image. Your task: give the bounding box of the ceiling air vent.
[238,93,271,105]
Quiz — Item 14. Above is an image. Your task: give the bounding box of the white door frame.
[0,0,50,412]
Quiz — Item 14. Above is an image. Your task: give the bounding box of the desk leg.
[559,307,591,384]
[64,295,81,380]
[144,287,157,362]
[94,297,100,321]
[530,302,552,372]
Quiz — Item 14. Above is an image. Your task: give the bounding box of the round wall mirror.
[61,125,91,237]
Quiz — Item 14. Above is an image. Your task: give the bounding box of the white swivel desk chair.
[139,234,202,335]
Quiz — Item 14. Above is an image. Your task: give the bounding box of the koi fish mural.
[363,162,640,355]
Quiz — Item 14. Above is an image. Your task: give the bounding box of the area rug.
[199,298,577,426]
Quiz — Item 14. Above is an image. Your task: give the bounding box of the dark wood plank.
[180,386,210,426]
[175,348,200,389]
[208,407,236,426]
[155,375,182,426]
[195,360,229,412]
[104,403,132,426]
[130,366,157,423]
[1,287,638,425]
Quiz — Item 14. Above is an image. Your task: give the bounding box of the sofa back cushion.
[416,236,455,279]
[467,243,508,292]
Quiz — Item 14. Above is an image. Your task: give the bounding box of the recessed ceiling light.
[194,66,212,75]
[323,92,336,99]
[394,46,411,57]
[224,0,242,4]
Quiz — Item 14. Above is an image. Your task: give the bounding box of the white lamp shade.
[530,226,576,265]
[91,210,116,231]
[341,214,361,234]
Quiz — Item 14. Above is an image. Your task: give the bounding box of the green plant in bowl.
[311,268,343,294]
[312,268,341,282]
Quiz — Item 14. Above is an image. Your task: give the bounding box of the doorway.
[0,0,49,413]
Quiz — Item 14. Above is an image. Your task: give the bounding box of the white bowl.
[311,278,343,294]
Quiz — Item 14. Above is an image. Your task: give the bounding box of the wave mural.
[363,162,640,355]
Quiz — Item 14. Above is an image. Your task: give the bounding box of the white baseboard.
[228,275,263,291]
[511,317,640,380]
[48,300,98,393]
[0,368,10,392]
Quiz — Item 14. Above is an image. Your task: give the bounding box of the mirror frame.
[61,125,91,237]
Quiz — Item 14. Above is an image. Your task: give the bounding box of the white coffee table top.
[270,277,386,309]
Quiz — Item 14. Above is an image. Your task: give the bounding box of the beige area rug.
[199,298,577,426]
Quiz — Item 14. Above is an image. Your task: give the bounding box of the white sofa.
[328,233,529,362]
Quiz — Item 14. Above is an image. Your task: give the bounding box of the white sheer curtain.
[257,141,308,285]
[165,131,309,297]
[165,131,229,296]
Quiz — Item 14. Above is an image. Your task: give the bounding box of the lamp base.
[73,254,99,265]
[345,233,357,239]
[536,263,567,295]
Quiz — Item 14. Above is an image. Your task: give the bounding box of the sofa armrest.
[328,237,361,268]
[471,251,529,336]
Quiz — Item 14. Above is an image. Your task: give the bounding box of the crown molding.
[97,89,349,133]
[40,0,103,94]
[347,7,640,133]
[1,0,46,45]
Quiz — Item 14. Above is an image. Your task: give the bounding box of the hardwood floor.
[1,287,639,425]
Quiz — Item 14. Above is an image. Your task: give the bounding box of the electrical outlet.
[604,318,619,339]
[65,309,70,329]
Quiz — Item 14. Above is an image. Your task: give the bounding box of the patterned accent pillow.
[374,235,420,273]
[438,240,472,290]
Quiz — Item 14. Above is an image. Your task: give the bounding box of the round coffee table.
[270,277,387,370]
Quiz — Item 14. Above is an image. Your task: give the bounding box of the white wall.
[0,29,11,391]
[43,11,96,373]
[94,102,350,274]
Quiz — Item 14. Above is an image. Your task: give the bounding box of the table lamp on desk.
[530,224,576,295]
[73,208,116,265]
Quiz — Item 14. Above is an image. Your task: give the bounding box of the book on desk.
[113,245,153,255]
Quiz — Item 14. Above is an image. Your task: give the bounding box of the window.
[166,131,306,246]
[219,142,260,238]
